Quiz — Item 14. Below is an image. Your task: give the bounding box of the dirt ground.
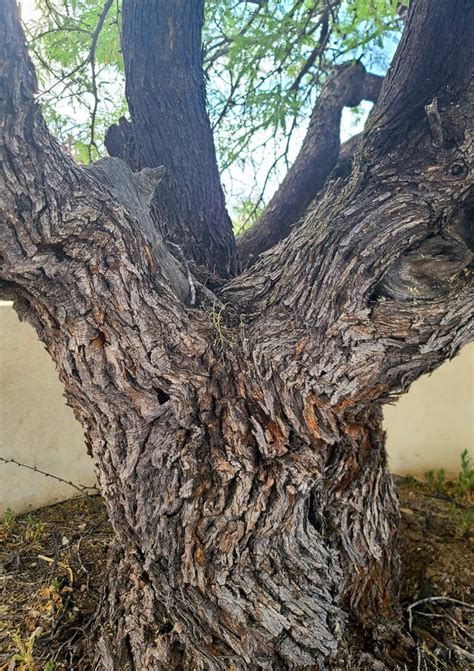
[0,478,472,670]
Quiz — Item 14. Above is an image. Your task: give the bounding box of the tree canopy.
[22,0,405,220]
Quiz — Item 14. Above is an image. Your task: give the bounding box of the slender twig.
[36,57,90,98]
[289,11,330,91]
[204,1,263,68]
[88,0,115,161]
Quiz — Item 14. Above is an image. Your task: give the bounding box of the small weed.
[49,578,61,592]
[43,661,55,671]
[210,303,230,342]
[450,505,474,538]
[423,450,473,501]
[1,507,17,537]
[24,514,46,542]
[209,302,234,361]
[8,628,42,670]
[422,451,473,536]
[424,468,446,493]
[457,449,474,497]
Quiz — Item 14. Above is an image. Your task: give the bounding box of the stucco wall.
[385,342,473,478]
[0,303,472,514]
[0,304,96,515]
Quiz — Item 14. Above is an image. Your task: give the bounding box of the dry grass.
[0,496,110,670]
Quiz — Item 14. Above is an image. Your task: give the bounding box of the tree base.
[94,540,413,671]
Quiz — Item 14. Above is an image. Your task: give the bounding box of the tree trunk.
[0,0,472,669]
[94,382,405,670]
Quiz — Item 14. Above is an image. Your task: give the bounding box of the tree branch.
[0,0,36,114]
[363,0,473,155]
[227,0,473,406]
[288,8,330,93]
[331,131,363,181]
[115,0,238,278]
[238,62,383,265]
[105,115,138,169]
[0,0,202,326]
[88,0,115,161]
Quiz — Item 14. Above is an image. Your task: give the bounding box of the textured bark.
[0,0,473,669]
[106,0,238,279]
[237,63,383,266]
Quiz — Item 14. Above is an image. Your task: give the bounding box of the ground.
[0,477,472,670]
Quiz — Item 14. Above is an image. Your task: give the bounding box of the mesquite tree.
[1,0,472,668]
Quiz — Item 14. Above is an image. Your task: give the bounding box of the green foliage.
[21,0,403,207]
[424,450,474,500]
[24,514,46,541]
[232,197,264,235]
[424,468,446,493]
[423,450,473,537]
[458,448,474,495]
[204,0,402,208]
[9,629,41,670]
[23,0,125,162]
[450,505,473,539]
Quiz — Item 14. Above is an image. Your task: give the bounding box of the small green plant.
[209,302,233,359]
[1,507,17,536]
[424,468,446,493]
[457,449,474,497]
[9,628,42,670]
[423,451,474,537]
[450,505,474,539]
[49,578,61,592]
[424,451,473,497]
[43,661,56,671]
[24,514,46,542]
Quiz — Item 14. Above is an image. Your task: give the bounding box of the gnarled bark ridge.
[0,0,472,668]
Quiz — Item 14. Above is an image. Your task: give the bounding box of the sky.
[19,0,38,20]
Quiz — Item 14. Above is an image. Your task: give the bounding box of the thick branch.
[238,62,383,265]
[117,0,238,278]
[363,0,473,155]
[227,0,473,405]
[0,1,199,326]
[0,0,36,113]
[331,132,362,181]
[105,115,138,169]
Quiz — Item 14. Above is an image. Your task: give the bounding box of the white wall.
[385,342,473,478]
[0,304,96,514]
[0,303,472,514]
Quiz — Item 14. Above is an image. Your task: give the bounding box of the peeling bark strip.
[238,63,384,265]
[1,0,473,669]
